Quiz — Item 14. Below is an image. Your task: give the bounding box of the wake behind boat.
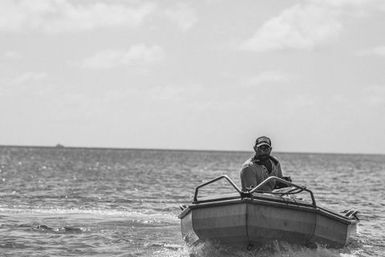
[178,176,359,249]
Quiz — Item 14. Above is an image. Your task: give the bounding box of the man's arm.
[273,160,292,189]
[276,162,283,178]
[240,166,257,191]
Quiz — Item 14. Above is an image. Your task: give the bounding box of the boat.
[178,176,359,248]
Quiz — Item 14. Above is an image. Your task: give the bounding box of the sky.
[0,0,384,154]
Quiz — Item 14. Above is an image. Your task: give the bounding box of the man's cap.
[255,136,271,148]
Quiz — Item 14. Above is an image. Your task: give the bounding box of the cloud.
[9,72,48,85]
[163,3,198,31]
[361,85,385,106]
[240,0,384,52]
[313,0,385,10]
[240,3,342,52]
[244,71,290,86]
[0,72,48,96]
[0,0,156,33]
[2,51,22,60]
[149,84,204,102]
[79,44,164,69]
[357,45,385,57]
[284,94,317,110]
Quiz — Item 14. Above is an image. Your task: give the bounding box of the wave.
[0,206,179,226]
[32,224,84,234]
[175,241,361,257]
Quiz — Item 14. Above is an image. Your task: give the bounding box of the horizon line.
[0,144,383,156]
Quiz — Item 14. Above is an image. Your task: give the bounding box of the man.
[240,136,289,192]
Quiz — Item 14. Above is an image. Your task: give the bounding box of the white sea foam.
[0,206,179,225]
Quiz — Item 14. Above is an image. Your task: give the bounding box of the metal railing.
[249,176,316,206]
[193,175,316,207]
[193,175,242,202]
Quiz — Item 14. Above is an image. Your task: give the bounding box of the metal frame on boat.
[179,176,359,248]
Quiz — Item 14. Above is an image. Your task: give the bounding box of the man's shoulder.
[241,157,254,169]
[269,155,280,165]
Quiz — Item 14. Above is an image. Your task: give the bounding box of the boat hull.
[179,196,358,248]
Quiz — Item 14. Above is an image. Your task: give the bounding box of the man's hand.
[282,176,292,182]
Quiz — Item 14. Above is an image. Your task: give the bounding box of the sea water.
[0,146,384,257]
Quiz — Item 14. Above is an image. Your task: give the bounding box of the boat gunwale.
[179,197,358,225]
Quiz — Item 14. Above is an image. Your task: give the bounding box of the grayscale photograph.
[0,0,384,256]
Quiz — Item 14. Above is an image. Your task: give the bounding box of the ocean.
[0,146,384,257]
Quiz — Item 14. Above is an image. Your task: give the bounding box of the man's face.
[254,144,272,157]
